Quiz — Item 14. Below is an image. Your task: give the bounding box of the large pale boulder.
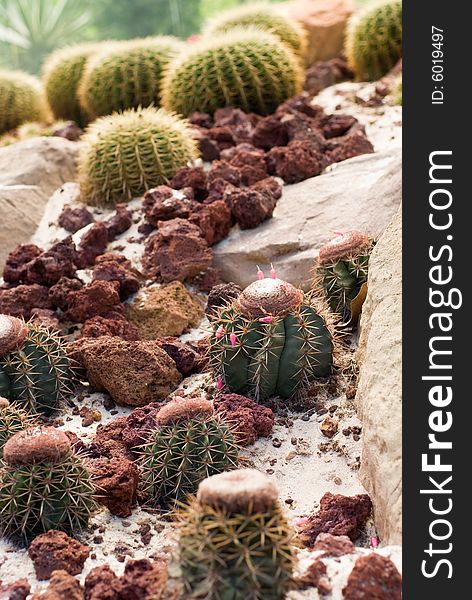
[0,137,81,266]
[213,149,401,289]
[280,0,354,65]
[355,206,402,545]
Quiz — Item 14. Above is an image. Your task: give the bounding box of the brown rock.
[30,308,60,331]
[53,122,83,141]
[68,337,181,406]
[31,570,83,600]
[193,128,221,161]
[126,281,203,339]
[320,113,357,139]
[298,492,372,546]
[320,416,338,438]
[76,222,109,268]
[143,186,195,225]
[266,140,327,183]
[207,160,241,187]
[0,578,30,600]
[188,112,213,129]
[214,107,255,144]
[205,282,242,320]
[92,253,141,300]
[343,553,402,600]
[88,417,130,460]
[281,112,326,150]
[189,200,232,245]
[58,204,94,233]
[81,314,139,341]
[214,394,274,446]
[305,58,354,96]
[156,337,203,376]
[49,277,84,312]
[105,204,132,240]
[0,283,52,318]
[170,166,208,201]
[276,94,323,119]
[328,129,375,163]
[121,403,162,449]
[118,558,168,600]
[28,530,90,580]
[87,456,138,517]
[208,126,235,151]
[142,219,213,283]
[65,280,123,323]
[251,116,289,150]
[298,557,331,595]
[224,187,277,229]
[312,532,355,557]
[2,243,42,284]
[84,565,121,600]
[25,237,78,286]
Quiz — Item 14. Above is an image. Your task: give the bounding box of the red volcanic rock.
[86,456,138,517]
[143,185,196,225]
[305,58,354,96]
[25,237,78,286]
[205,282,242,320]
[343,553,402,600]
[189,200,232,245]
[276,93,323,119]
[81,313,139,341]
[0,578,30,599]
[204,178,239,206]
[298,492,372,547]
[298,557,331,595]
[121,403,162,450]
[190,266,222,293]
[156,337,203,376]
[65,280,123,323]
[32,570,83,600]
[251,176,283,200]
[214,393,274,446]
[142,218,213,283]
[170,166,208,201]
[68,337,181,406]
[208,126,235,151]
[328,127,375,163]
[58,204,94,233]
[207,160,241,187]
[266,140,327,184]
[92,253,141,300]
[105,204,132,241]
[193,127,221,161]
[53,121,83,141]
[0,284,52,318]
[48,277,84,312]
[3,243,42,284]
[281,112,326,150]
[118,558,168,600]
[30,308,60,331]
[251,115,289,150]
[213,107,255,144]
[76,222,109,268]
[320,114,357,139]
[188,112,213,129]
[88,417,130,460]
[312,532,356,558]
[84,565,122,600]
[227,144,268,186]
[224,186,277,230]
[28,530,90,580]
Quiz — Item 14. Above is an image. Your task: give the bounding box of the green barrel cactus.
[345,0,402,81]
[178,469,295,600]
[42,42,107,127]
[209,271,334,400]
[0,426,94,542]
[78,37,184,120]
[0,314,74,416]
[0,70,48,135]
[313,231,375,325]
[161,28,303,117]
[139,397,239,504]
[0,398,37,457]
[78,106,199,207]
[203,3,307,58]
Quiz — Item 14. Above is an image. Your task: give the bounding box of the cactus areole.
[210,273,333,400]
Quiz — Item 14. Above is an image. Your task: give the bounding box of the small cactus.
[42,42,107,127]
[0,70,48,135]
[313,231,375,325]
[78,106,199,207]
[0,315,74,416]
[0,398,37,457]
[178,468,294,599]
[78,37,184,120]
[139,397,239,504]
[209,271,334,400]
[161,28,303,117]
[203,3,307,58]
[0,426,94,542]
[345,0,402,81]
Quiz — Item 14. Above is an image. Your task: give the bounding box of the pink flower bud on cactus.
[216,325,224,339]
[216,377,224,390]
[256,266,265,280]
[230,333,237,347]
[270,264,277,279]
[370,536,379,548]
[259,316,273,323]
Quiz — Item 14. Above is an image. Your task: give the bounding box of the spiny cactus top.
[0,397,37,457]
[210,270,333,400]
[0,70,48,135]
[203,3,307,58]
[139,396,239,504]
[78,106,199,207]
[179,469,294,600]
[0,426,95,542]
[0,315,74,415]
[345,0,402,81]
[161,28,303,117]
[314,231,375,324]
[78,37,184,119]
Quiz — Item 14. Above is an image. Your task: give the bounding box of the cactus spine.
[78,106,199,207]
[345,0,402,81]
[139,397,239,504]
[0,315,74,416]
[42,42,106,126]
[209,272,333,400]
[0,398,37,457]
[203,3,307,58]
[178,469,294,599]
[78,37,184,120]
[161,28,303,117]
[313,231,375,325]
[0,70,48,135]
[0,427,94,542]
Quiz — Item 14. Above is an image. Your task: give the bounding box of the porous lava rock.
[49,276,84,312]
[266,140,327,183]
[0,283,52,318]
[65,280,123,323]
[86,456,138,517]
[28,530,90,580]
[92,253,141,300]
[155,337,204,376]
[121,403,163,450]
[24,237,78,286]
[143,186,195,225]
[342,553,402,600]
[58,204,94,233]
[75,222,109,268]
[84,565,122,600]
[205,282,242,320]
[105,203,132,240]
[214,393,275,446]
[2,243,42,284]
[0,578,30,599]
[170,166,208,201]
[30,570,83,600]
[80,313,139,341]
[312,532,356,558]
[188,200,232,245]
